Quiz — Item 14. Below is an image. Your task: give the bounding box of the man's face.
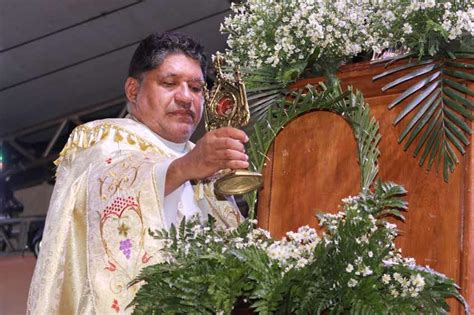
[127,53,205,143]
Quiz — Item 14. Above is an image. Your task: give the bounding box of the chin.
[172,126,194,143]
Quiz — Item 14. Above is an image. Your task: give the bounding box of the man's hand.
[165,127,249,195]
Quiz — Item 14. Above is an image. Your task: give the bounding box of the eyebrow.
[159,73,204,83]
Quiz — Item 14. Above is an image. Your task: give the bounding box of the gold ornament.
[205,54,263,196]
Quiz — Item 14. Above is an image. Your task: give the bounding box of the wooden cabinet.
[257,61,474,313]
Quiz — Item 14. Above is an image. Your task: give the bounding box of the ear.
[125,77,140,106]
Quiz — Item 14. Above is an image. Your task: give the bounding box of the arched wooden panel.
[257,111,360,239]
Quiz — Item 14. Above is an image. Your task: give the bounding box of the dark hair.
[128,32,208,79]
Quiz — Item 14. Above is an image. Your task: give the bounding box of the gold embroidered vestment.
[27,118,242,314]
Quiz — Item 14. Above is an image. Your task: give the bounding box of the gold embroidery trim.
[55,123,172,166]
[202,183,242,227]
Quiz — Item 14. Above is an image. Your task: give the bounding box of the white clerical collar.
[127,114,187,154]
[154,132,187,154]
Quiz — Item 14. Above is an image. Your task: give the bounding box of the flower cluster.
[161,215,320,272]
[384,272,426,298]
[369,1,474,56]
[220,0,474,73]
[132,183,467,313]
[221,0,381,70]
[266,225,320,271]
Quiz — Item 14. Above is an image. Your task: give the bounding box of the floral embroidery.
[100,195,144,274]
[105,261,117,272]
[111,299,120,312]
[102,197,138,219]
[120,239,132,259]
[142,252,152,263]
[118,223,129,236]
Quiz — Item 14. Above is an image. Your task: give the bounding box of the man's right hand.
[165,127,249,195]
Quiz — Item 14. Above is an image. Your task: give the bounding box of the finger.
[223,160,249,170]
[212,137,245,152]
[214,149,248,162]
[213,127,248,143]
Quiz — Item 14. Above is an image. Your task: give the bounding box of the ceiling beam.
[1,96,126,140]
[42,119,68,158]
[8,140,36,161]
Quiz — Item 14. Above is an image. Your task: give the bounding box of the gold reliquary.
[205,54,262,196]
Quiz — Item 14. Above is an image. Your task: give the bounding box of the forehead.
[155,53,204,79]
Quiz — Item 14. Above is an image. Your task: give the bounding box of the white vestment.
[27,118,242,314]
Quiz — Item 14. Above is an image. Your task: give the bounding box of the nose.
[175,83,193,108]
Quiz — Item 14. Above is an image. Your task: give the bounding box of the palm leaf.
[372,59,434,81]
[381,63,439,92]
[402,98,440,150]
[372,49,474,181]
[393,80,440,124]
[398,89,440,142]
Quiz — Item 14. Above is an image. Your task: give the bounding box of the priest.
[28,32,248,314]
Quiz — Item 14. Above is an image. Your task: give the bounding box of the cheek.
[194,99,204,121]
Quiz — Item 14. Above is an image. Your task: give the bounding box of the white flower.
[410,274,425,289]
[346,264,354,273]
[403,23,413,34]
[381,274,391,284]
[360,235,369,244]
[362,266,373,276]
[393,272,403,282]
[399,277,410,288]
[348,278,358,287]
[409,288,419,297]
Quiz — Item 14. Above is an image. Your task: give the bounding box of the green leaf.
[393,80,440,125]
[413,110,441,157]
[372,49,474,182]
[387,71,440,109]
[445,127,466,155]
[247,85,284,93]
[427,127,443,170]
[442,96,474,120]
[447,50,457,60]
[443,106,472,135]
[446,60,474,70]
[373,59,434,81]
[398,89,440,142]
[381,63,438,92]
[370,52,415,65]
[453,53,474,59]
[444,118,470,146]
[248,90,282,101]
[443,69,474,81]
[279,61,308,84]
[444,87,474,109]
[443,78,474,97]
[403,98,440,150]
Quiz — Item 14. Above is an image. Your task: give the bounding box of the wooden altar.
[256,61,474,314]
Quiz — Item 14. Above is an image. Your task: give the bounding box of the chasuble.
[27,118,243,314]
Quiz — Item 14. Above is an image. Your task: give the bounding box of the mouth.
[169,110,195,121]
